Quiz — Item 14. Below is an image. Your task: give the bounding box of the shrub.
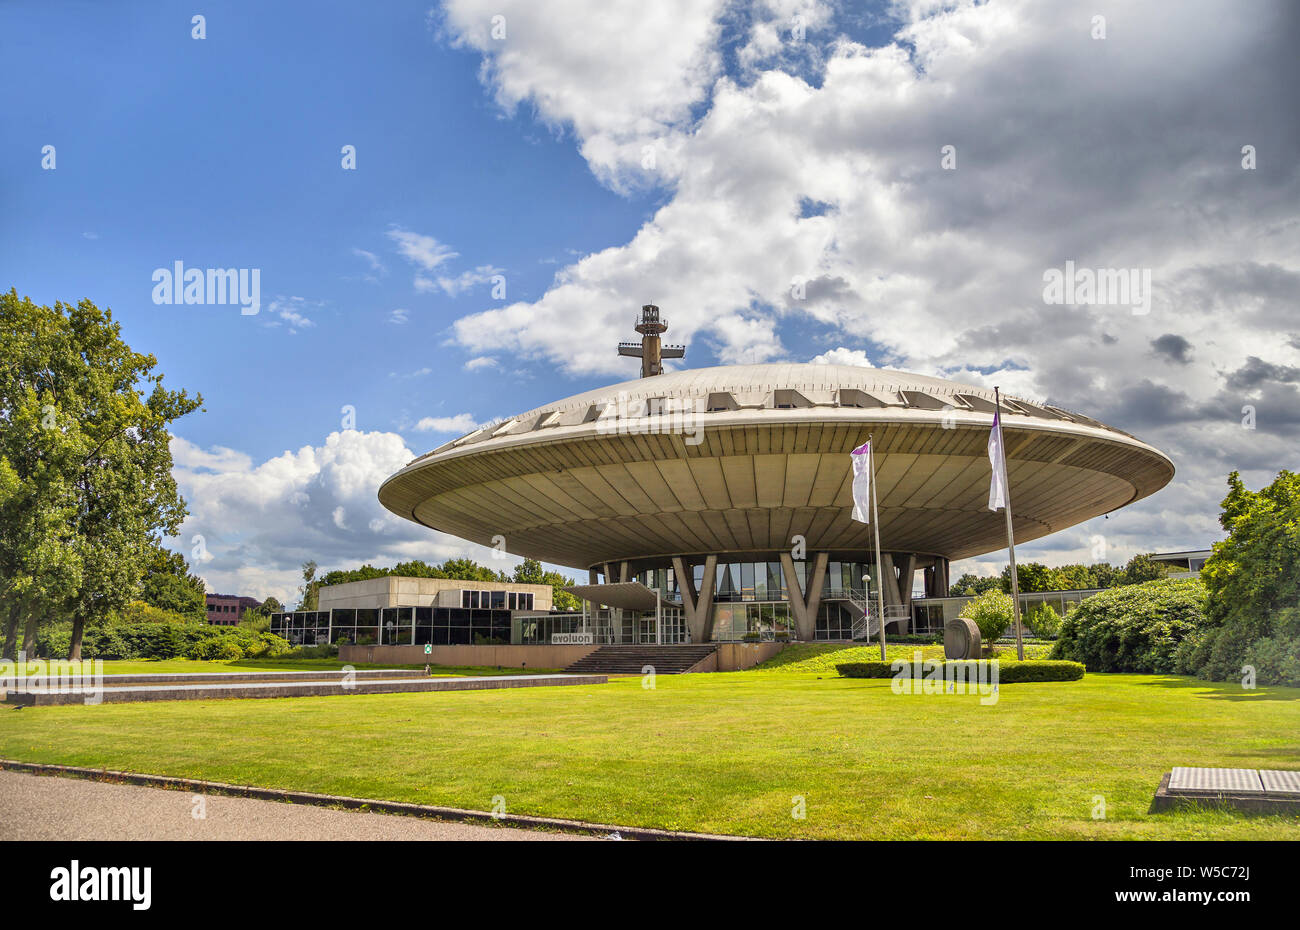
[836,659,1084,682]
[1026,602,1062,639]
[1050,578,1208,673]
[1242,629,1300,688]
[959,590,1015,644]
[32,620,290,661]
[187,637,245,661]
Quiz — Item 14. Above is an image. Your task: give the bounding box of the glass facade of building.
[632,557,881,641]
[516,607,688,645]
[270,605,512,646]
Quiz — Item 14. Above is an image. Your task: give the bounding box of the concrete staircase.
[565,645,718,675]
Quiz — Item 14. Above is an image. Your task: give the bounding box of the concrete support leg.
[880,554,902,608]
[693,555,718,643]
[892,554,916,634]
[779,553,808,640]
[933,557,950,598]
[672,556,698,636]
[800,552,829,641]
[589,567,600,586]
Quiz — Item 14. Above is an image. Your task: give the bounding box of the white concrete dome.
[379,363,1174,569]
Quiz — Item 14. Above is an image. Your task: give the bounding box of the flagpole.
[995,387,1025,661]
[869,437,887,661]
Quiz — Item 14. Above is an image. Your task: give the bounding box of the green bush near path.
[837,659,1085,682]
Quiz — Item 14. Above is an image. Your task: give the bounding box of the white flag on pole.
[988,408,1007,511]
[850,440,871,523]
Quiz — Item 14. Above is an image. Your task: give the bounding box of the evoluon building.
[375,307,1174,647]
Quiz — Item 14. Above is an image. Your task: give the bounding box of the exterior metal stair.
[844,588,908,641]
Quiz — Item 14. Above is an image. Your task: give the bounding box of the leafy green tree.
[948,573,1001,597]
[512,558,580,610]
[297,560,319,610]
[0,292,200,660]
[1086,562,1122,590]
[260,596,284,614]
[958,589,1015,644]
[0,294,83,657]
[1121,553,1168,585]
[1000,562,1063,593]
[440,557,508,583]
[391,559,445,579]
[139,543,205,620]
[1190,470,1300,683]
[1053,564,1095,590]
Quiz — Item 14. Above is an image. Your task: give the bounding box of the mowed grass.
[8,658,557,677]
[0,670,1296,839]
[756,641,1054,673]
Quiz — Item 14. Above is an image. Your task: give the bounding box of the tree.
[1053,563,1095,590]
[958,590,1015,644]
[999,562,1063,593]
[512,558,580,611]
[948,573,1000,597]
[298,560,319,610]
[260,596,284,614]
[139,543,205,620]
[1190,470,1300,683]
[1087,562,1122,590]
[1121,553,1168,585]
[0,294,82,658]
[0,292,200,660]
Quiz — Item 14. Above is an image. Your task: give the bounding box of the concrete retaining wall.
[340,643,597,669]
[714,642,786,670]
[340,642,788,672]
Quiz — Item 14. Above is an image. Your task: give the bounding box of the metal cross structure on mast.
[617,304,686,377]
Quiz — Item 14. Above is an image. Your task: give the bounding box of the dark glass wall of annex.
[269,606,512,647]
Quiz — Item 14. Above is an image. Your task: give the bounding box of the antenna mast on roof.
[617,304,686,377]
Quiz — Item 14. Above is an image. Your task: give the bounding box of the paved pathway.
[0,771,592,841]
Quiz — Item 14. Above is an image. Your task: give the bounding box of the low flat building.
[270,577,553,647]
[206,594,262,626]
[1150,549,1213,579]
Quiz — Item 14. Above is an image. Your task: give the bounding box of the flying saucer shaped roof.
[380,364,1174,569]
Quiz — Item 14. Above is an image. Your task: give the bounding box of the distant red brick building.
[206,594,263,626]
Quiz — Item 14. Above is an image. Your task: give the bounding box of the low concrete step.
[6,673,607,705]
[9,668,418,687]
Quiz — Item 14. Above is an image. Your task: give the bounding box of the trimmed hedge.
[35,623,292,661]
[837,659,1085,682]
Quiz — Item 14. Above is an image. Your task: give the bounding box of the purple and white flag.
[850,440,871,523]
[988,409,1007,511]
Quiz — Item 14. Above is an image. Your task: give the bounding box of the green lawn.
[1,669,1296,839]
[755,641,1054,673]
[8,658,558,677]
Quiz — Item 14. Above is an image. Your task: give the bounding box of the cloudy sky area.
[4,0,1297,603]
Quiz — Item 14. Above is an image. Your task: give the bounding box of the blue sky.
[5,1,1297,602]
[1,1,660,463]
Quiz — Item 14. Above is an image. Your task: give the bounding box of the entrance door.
[638,615,658,644]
